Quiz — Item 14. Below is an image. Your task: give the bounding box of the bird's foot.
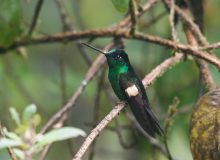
[115,101,127,106]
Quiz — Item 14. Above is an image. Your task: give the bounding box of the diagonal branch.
[28,0,45,35]
[129,0,137,35]
[117,0,158,29]
[73,103,125,160]
[202,42,220,50]
[40,54,106,134]
[165,0,216,89]
[163,0,207,45]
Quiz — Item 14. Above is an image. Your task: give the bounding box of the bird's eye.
[116,55,121,60]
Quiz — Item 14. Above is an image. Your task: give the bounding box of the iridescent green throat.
[118,65,129,73]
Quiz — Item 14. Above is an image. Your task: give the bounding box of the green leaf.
[33,127,86,151]
[13,149,25,160]
[0,138,22,149]
[9,107,21,125]
[111,0,129,13]
[22,104,37,122]
[3,129,21,142]
[0,0,21,48]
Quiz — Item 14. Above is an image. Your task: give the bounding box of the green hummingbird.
[81,42,163,136]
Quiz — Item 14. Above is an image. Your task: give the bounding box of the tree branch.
[202,42,220,50]
[2,29,216,69]
[28,0,44,35]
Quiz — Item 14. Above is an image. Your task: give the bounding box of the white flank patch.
[125,85,139,97]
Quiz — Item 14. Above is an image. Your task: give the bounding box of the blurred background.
[0,0,220,159]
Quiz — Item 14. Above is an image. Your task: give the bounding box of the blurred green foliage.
[111,0,129,13]
[0,104,85,160]
[0,0,220,160]
[0,0,21,48]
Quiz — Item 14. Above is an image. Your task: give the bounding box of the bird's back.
[122,70,163,136]
[109,66,163,136]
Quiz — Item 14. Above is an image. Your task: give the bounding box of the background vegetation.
[0,0,220,160]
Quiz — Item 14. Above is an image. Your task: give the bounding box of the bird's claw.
[116,101,127,106]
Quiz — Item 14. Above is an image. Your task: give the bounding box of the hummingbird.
[81,42,163,137]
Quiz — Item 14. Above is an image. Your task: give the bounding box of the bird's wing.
[119,72,163,136]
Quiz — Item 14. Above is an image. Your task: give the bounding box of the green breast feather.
[108,66,128,101]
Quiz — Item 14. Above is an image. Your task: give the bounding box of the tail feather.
[145,108,164,136]
[128,98,164,137]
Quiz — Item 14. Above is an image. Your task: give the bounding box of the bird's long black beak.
[81,42,106,54]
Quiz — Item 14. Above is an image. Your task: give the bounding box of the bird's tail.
[144,108,164,136]
[129,101,164,137]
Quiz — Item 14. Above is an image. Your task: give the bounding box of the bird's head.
[81,42,130,69]
[104,49,130,68]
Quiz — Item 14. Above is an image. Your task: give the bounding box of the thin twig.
[202,42,220,50]
[196,60,216,90]
[28,0,44,35]
[163,97,179,160]
[159,104,192,120]
[85,122,131,131]
[142,11,167,29]
[88,68,106,160]
[142,53,184,87]
[172,0,216,90]
[129,0,137,35]
[0,124,18,160]
[55,0,93,65]
[58,46,67,105]
[163,0,207,45]
[169,0,179,42]
[114,117,136,149]
[117,0,158,29]
[39,144,52,160]
[55,0,73,31]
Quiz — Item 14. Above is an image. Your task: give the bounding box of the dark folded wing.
[119,72,163,136]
